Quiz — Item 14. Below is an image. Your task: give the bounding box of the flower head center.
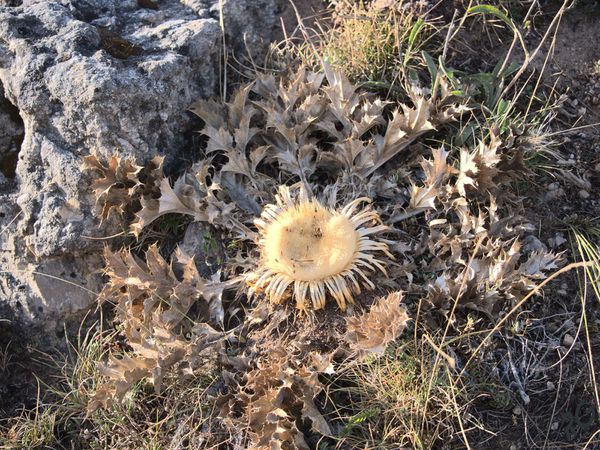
[263,201,358,282]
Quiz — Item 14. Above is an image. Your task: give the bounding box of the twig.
[501,0,572,98]
[0,210,22,236]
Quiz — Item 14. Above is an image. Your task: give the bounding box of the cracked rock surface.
[0,0,284,323]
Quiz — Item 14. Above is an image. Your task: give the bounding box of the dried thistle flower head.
[247,186,393,312]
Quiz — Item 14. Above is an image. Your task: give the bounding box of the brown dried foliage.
[84,64,563,447]
[189,64,466,187]
[83,153,142,222]
[89,245,226,411]
[345,291,410,357]
[83,153,163,223]
[219,341,333,449]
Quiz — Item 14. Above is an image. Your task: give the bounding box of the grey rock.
[0,0,284,322]
[177,221,226,278]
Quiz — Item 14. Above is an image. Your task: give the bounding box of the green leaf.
[495,98,511,117]
[422,50,437,84]
[341,407,380,436]
[438,57,456,81]
[404,18,425,65]
[408,18,425,48]
[467,5,515,30]
[500,62,520,78]
[492,60,520,78]
[455,124,476,147]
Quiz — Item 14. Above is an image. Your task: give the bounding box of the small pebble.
[579,190,590,199]
[547,381,555,391]
[563,333,575,346]
[551,421,559,431]
[513,406,522,415]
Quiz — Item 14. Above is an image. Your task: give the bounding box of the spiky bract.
[247,186,392,312]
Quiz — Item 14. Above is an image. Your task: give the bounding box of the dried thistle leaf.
[89,322,223,412]
[519,251,561,278]
[100,244,224,329]
[83,152,142,222]
[131,173,208,236]
[89,243,230,411]
[88,354,154,411]
[189,97,227,129]
[345,291,410,356]
[422,147,456,188]
[357,86,465,177]
[425,238,562,317]
[455,129,533,198]
[409,183,437,210]
[456,148,479,197]
[220,342,332,448]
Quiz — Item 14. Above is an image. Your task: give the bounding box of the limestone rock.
[0,0,284,321]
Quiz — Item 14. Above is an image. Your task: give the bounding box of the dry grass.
[570,225,600,413]
[326,334,475,449]
[0,340,12,376]
[594,60,600,78]
[1,324,222,449]
[269,0,439,98]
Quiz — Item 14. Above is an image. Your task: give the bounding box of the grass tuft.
[326,334,476,449]
[269,0,439,99]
